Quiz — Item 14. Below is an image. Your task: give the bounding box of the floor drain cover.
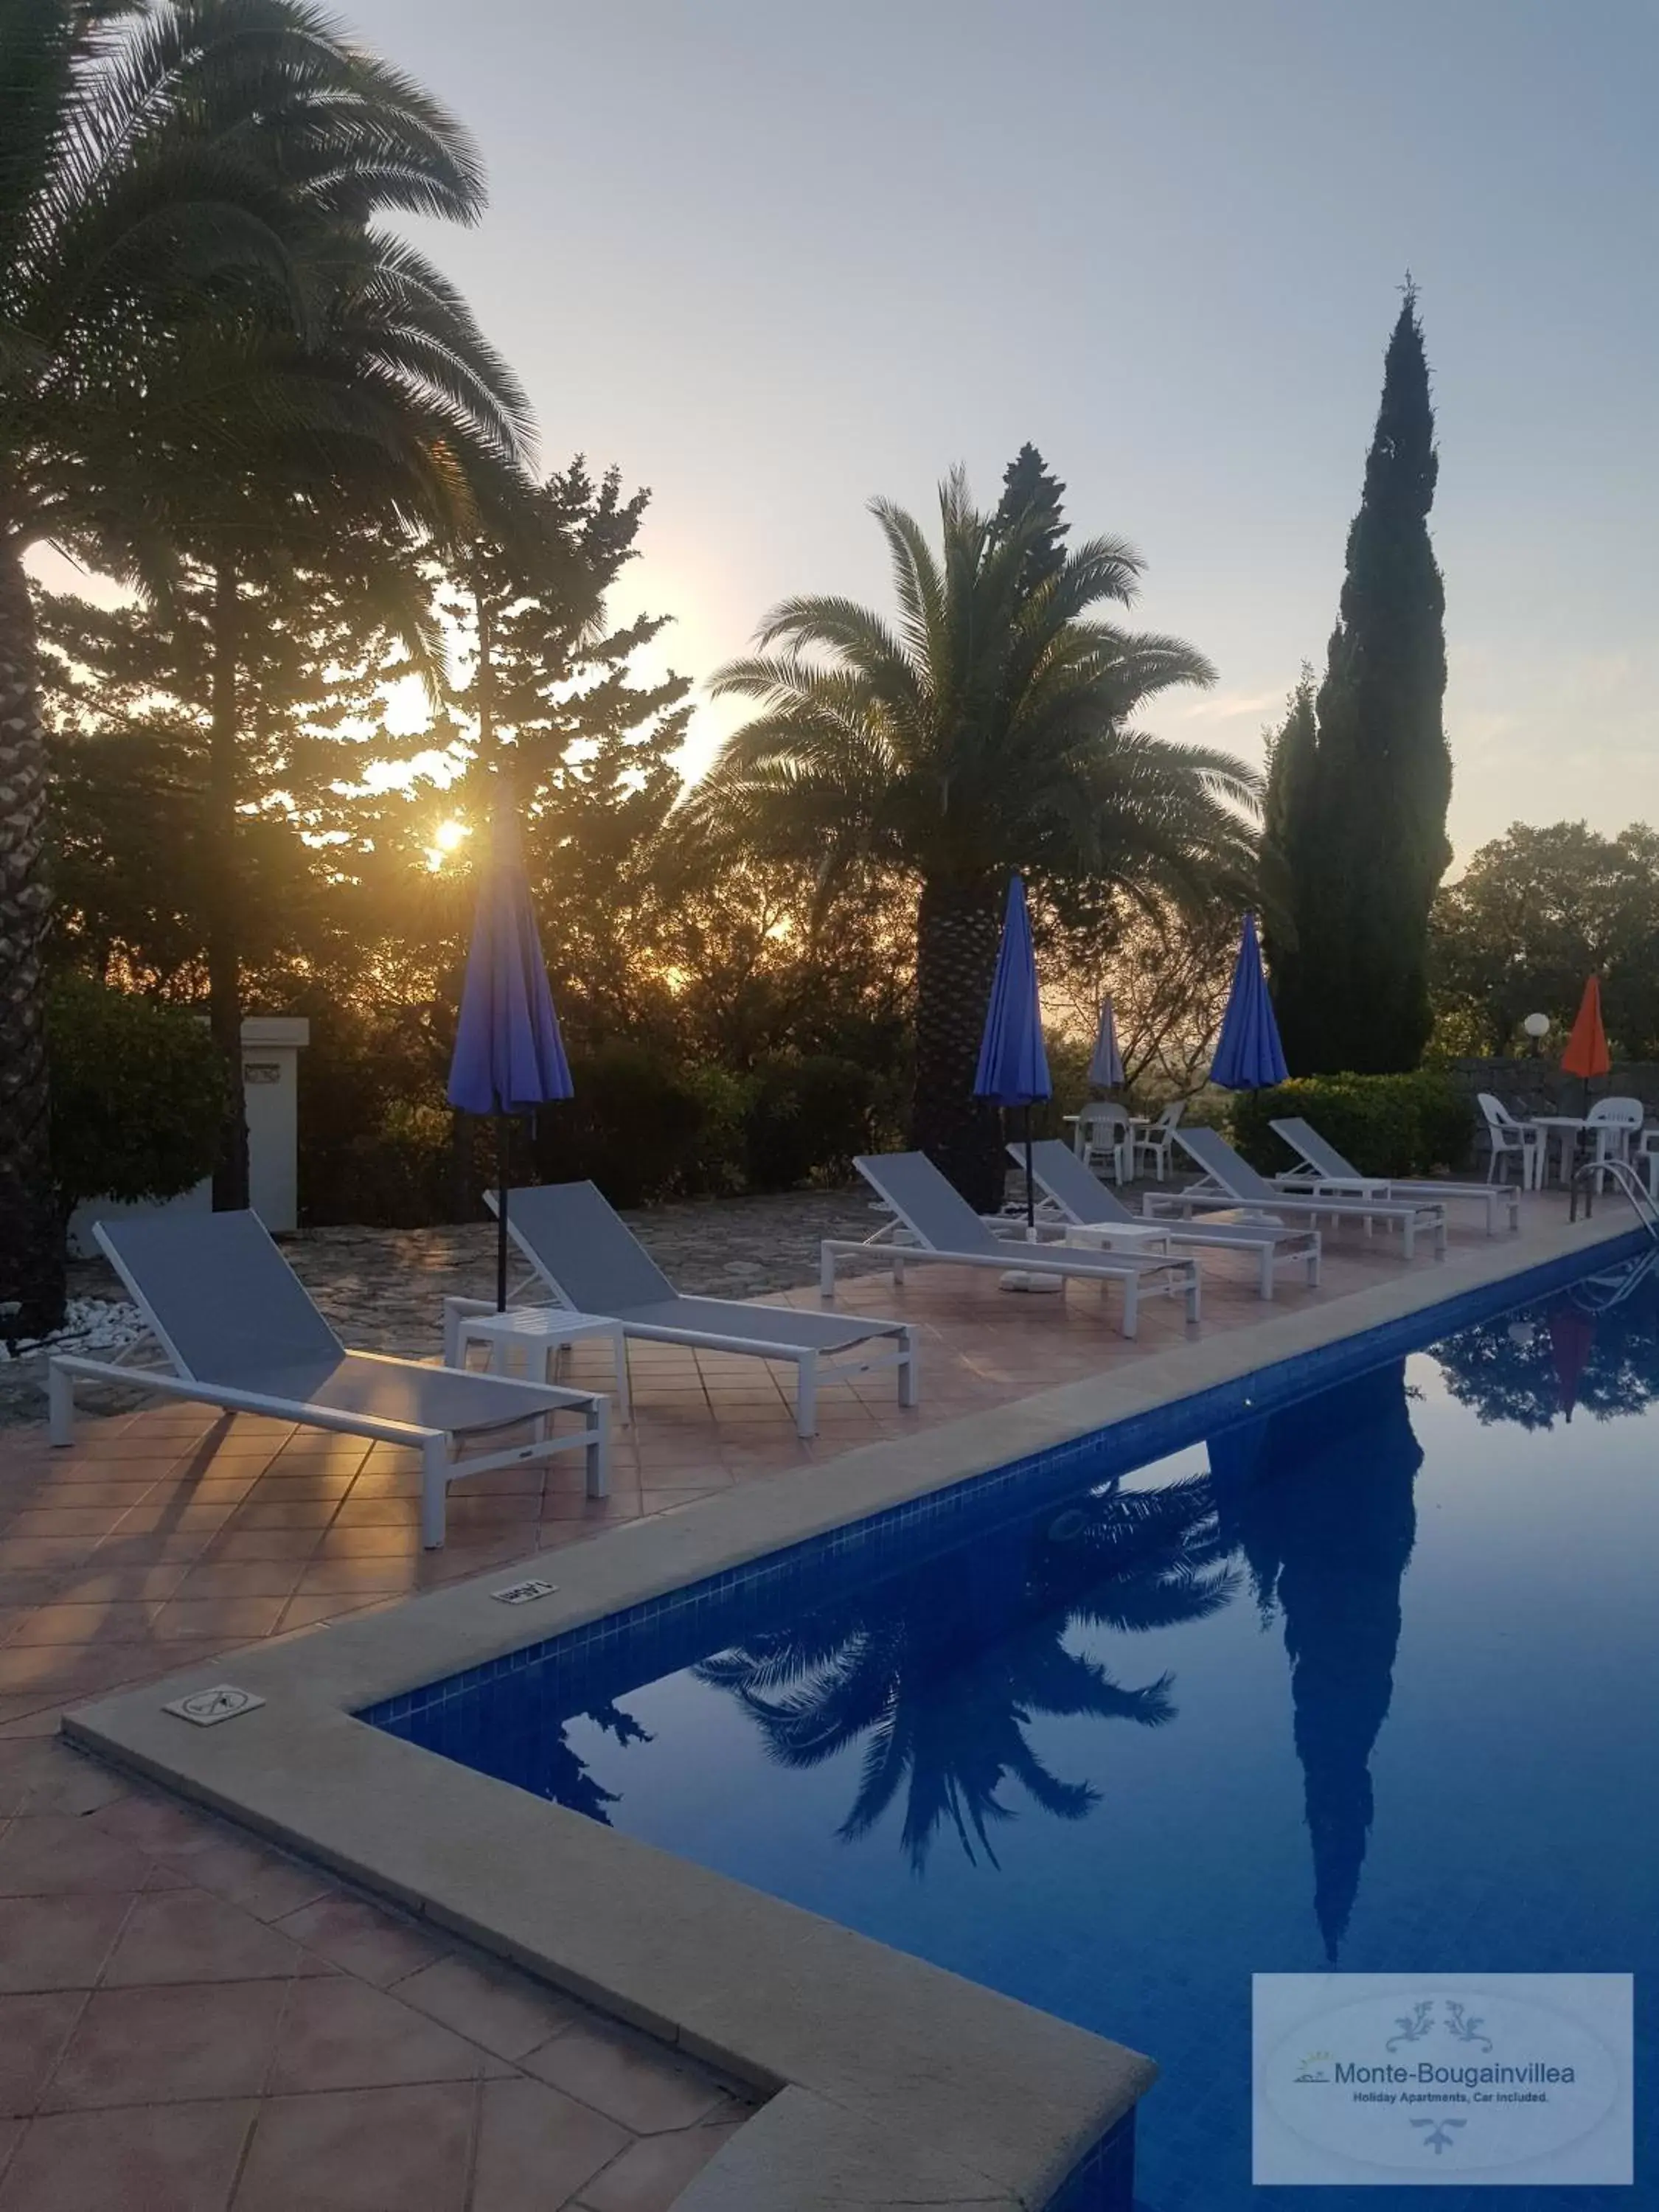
[164,1685,266,1726]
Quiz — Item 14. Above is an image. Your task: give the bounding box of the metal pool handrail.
[1568,1154,1659,1243]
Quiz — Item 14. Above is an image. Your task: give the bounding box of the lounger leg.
[897,1329,919,1409]
[795,1353,818,1440]
[892,1253,905,1287]
[420,1437,448,1549]
[818,1242,837,1301]
[48,1361,74,1447]
[585,1399,610,1500]
[1185,1268,1200,1324]
[613,1329,632,1425]
[1121,1279,1138,1340]
[1434,1217,1447,1261]
[1307,1240,1322,1290]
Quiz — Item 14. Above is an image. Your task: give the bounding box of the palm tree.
[689,467,1258,1206]
[1,1,529,1321]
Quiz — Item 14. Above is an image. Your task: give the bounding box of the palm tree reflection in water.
[695,1475,1237,1871]
[1210,1361,1421,1959]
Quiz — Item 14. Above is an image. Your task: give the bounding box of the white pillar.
[239,1017,309,1232]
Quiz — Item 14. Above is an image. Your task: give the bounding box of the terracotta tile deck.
[0,1192,1566,2205]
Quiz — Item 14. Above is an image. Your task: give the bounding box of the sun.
[424,818,470,872]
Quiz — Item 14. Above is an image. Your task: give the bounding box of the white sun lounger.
[1147,1127,1447,1260]
[1014,1138,1321,1300]
[1267,1116,1520,1236]
[48,1211,608,1547]
[822,1152,1201,1337]
[488,1183,917,1439]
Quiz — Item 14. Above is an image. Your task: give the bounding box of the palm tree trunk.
[911,874,1004,1209]
[206,560,250,1210]
[0,537,65,1338]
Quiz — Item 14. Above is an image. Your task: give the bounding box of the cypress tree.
[1273,288,1451,1074]
[1259,664,1317,991]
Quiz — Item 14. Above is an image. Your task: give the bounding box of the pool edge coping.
[63,1206,1638,2211]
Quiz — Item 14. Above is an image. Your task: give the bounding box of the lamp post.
[1523,1012,1550,1058]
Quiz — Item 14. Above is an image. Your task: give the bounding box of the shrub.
[530,1041,747,1207]
[47,974,227,1217]
[1230,1070,1475,1179]
[743,1054,878,1189]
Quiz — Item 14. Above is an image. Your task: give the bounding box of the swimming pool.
[369,1244,1658,2209]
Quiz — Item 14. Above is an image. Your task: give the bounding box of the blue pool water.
[370,1243,1658,2208]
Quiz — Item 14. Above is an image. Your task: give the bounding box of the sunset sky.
[153,4,1659,860]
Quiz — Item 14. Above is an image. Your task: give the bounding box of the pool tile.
[100,1886,318,1986]
[394,1953,580,2061]
[0,2098,254,2212]
[469,2075,629,2211]
[44,1980,286,2108]
[573,2118,744,2211]
[267,1978,490,2093]
[232,2083,475,2212]
[0,1895,133,1992]
[273,1895,445,1989]
[0,1815,157,1896]
[521,2020,728,2133]
[149,1597,289,1641]
[161,1838,334,1922]
[0,1992,86,2115]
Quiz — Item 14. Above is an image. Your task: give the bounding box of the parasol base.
[998,1270,1065,1295]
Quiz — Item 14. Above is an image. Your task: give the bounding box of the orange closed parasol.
[1561,976,1611,1084]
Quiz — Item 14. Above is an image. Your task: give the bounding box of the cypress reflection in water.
[1210,1361,1421,1958]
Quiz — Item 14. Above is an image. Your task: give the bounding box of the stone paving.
[0,1181,1565,2209]
[0,1735,750,2211]
[1,1190,880,1425]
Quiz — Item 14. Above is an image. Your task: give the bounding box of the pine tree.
[990,443,1069,594]
[1273,288,1451,1074]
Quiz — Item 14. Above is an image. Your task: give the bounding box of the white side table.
[442,1299,630,1425]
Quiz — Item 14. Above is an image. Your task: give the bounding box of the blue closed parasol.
[973,874,1052,1225]
[447,799,574,1307]
[1210,911,1289,1091]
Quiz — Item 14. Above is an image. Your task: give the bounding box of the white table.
[1025,1220,1178,1252]
[442,1299,630,1424]
[1529,1116,1590,1189]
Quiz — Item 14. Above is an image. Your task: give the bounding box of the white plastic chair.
[1586,1096,1644,1188]
[1074,1103,1130,1184]
[1633,1125,1659,1200]
[1132,1101,1185,1183]
[1477,1093,1541,1190]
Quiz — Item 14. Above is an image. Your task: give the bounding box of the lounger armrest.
[47,1356,439,1447]
[641,1294,908,1339]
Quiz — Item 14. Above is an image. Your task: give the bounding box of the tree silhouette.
[1431,1266,1659,1431]
[696,1473,1236,1871]
[528,1701,652,1826]
[1210,1364,1420,1958]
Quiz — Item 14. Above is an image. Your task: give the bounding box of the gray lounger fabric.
[495,1183,906,1349]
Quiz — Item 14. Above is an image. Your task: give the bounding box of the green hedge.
[49,974,227,1217]
[742,1053,880,1189]
[1230,1071,1475,1179]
